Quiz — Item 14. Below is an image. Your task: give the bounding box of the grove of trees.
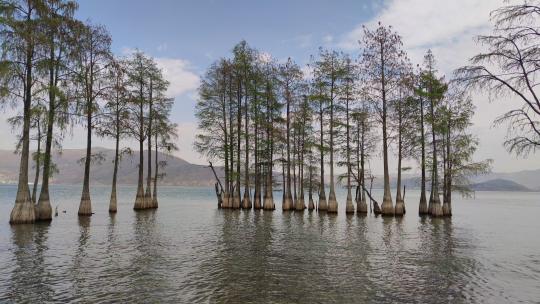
[1,0,176,224]
[195,22,491,217]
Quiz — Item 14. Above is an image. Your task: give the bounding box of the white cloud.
[154,57,200,98]
[335,0,538,172]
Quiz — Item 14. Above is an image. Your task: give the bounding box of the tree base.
[356,200,368,213]
[318,196,327,211]
[253,195,262,209]
[307,197,315,211]
[295,198,305,211]
[327,197,338,213]
[152,198,158,209]
[262,196,275,210]
[133,195,146,210]
[35,199,52,221]
[442,202,451,216]
[430,202,443,217]
[345,197,355,214]
[395,199,405,216]
[232,193,241,209]
[282,196,293,211]
[78,198,92,216]
[241,194,252,209]
[380,198,394,216]
[109,196,117,213]
[10,200,35,224]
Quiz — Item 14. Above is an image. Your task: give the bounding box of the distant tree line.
[195,25,493,216]
[0,0,177,224]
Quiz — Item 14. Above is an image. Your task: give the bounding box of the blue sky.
[1,0,536,173]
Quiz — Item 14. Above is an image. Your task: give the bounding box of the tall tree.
[279,58,303,211]
[313,49,344,213]
[421,50,446,217]
[97,57,130,213]
[360,23,407,216]
[35,0,77,221]
[126,51,153,210]
[1,0,44,224]
[72,22,111,216]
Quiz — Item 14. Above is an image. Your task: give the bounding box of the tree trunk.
[10,49,35,224]
[32,122,41,204]
[78,101,93,216]
[318,97,327,211]
[153,132,159,209]
[233,81,241,209]
[327,79,338,213]
[345,94,354,214]
[357,116,368,213]
[380,47,394,216]
[109,109,120,213]
[429,77,443,217]
[395,98,405,216]
[145,80,153,207]
[283,87,293,211]
[134,86,146,210]
[263,88,274,210]
[419,96,428,215]
[442,123,452,216]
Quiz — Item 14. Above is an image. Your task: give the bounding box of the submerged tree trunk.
[262,89,274,210]
[10,53,35,224]
[153,132,159,209]
[357,117,368,213]
[345,94,354,214]
[109,110,120,213]
[429,82,443,217]
[32,122,41,204]
[395,99,405,216]
[78,104,93,216]
[307,159,315,211]
[327,85,338,214]
[145,80,153,208]
[233,81,241,209]
[380,50,394,216]
[318,98,327,211]
[134,88,146,210]
[419,96,428,215]
[442,124,452,216]
[283,89,293,211]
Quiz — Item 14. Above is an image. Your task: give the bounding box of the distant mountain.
[470,179,533,192]
[0,148,222,187]
[471,169,540,191]
[0,148,538,191]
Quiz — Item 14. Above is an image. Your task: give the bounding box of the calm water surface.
[0,184,539,303]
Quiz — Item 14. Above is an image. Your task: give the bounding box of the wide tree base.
[109,196,117,213]
[295,198,306,211]
[262,197,275,210]
[10,200,35,224]
[35,199,52,221]
[232,194,241,209]
[318,197,327,211]
[430,202,444,217]
[307,198,315,211]
[78,198,92,216]
[419,201,429,215]
[381,199,394,216]
[395,200,405,216]
[345,197,355,214]
[133,195,146,210]
[241,195,252,209]
[282,196,293,211]
[253,196,262,209]
[357,200,368,213]
[327,198,338,213]
[442,202,452,216]
[373,202,382,215]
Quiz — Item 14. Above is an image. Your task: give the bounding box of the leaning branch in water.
[208,162,224,193]
[350,170,380,206]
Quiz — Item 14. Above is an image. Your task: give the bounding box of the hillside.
[470,179,533,192]
[0,148,222,187]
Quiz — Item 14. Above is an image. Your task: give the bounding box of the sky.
[1,0,538,174]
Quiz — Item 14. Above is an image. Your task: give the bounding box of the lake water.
[0,184,539,303]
